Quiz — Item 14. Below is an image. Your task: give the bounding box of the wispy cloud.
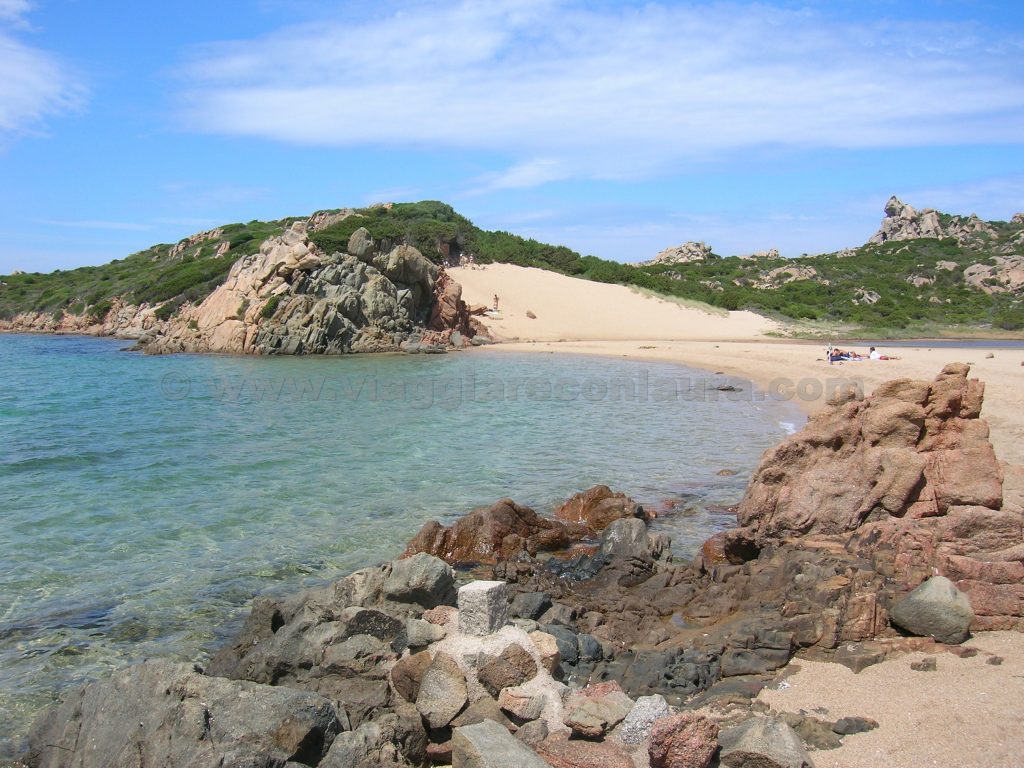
[0,0,30,23]
[176,1,1024,188]
[0,3,84,139]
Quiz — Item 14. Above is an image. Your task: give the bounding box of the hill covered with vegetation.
[1,199,1022,335]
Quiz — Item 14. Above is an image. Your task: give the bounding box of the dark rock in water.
[27,660,341,768]
[202,560,454,728]
[554,485,646,533]
[910,657,937,672]
[832,716,879,735]
[402,498,586,565]
[890,576,974,644]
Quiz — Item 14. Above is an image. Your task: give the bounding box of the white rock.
[458,581,509,636]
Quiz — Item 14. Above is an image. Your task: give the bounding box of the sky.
[2,0,1024,274]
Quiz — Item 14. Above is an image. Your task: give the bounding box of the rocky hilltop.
[0,208,482,355]
[869,195,1019,249]
[3,196,1023,338]
[146,220,477,355]
[628,196,1024,330]
[641,241,714,266]
[20,366,1023,767]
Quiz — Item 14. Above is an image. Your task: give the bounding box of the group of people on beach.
[828,345,899,363]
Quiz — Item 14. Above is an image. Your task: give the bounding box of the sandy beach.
[455,262,1024,768]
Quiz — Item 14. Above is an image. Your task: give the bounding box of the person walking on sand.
[493,294,499,312]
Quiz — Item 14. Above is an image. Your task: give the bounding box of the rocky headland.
[16,364,1024,767]
[0,214,483,356]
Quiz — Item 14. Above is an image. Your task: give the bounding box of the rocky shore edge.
[15,364,1024,768]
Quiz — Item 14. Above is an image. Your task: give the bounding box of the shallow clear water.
[0,334,800,747]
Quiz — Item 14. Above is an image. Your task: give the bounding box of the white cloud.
[0,4,83,138]
[176,1,1024,186]
[0,0,30,22]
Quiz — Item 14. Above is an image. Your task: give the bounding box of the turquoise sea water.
[0,334,800,749]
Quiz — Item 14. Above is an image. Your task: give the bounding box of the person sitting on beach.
[869,346,900,360]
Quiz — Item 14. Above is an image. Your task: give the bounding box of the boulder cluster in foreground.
[21,365,1023,767]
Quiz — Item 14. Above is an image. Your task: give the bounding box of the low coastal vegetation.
[1,199,1021,335]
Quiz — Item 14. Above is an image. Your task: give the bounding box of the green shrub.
[260,294,282,319]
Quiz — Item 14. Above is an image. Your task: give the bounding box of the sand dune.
[451,263,777,341]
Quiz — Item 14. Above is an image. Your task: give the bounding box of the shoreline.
[7,337,1024,768]
[469,338,1024,470]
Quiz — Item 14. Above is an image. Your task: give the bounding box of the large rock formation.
[963,255,1024,294]
[0,298,160,339]
[642,241,713,266]
[737,363,1002,540]
[869,195,1000,246]
[145,224,474,355]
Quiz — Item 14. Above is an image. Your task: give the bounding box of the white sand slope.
[450,264,777,341]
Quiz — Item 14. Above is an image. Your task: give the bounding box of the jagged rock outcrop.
[144,223,475,355]
[963,255,1024,294]
[643,241,713,266]
[754,265,822,289]
[737,364,1002,539]
[0,298,160,339]
[169,227,225,258]
[869,195,1002,247]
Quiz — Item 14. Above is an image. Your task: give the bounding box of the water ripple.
[0,333,802,746]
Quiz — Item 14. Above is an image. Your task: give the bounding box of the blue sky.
[2,0,1024,274]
